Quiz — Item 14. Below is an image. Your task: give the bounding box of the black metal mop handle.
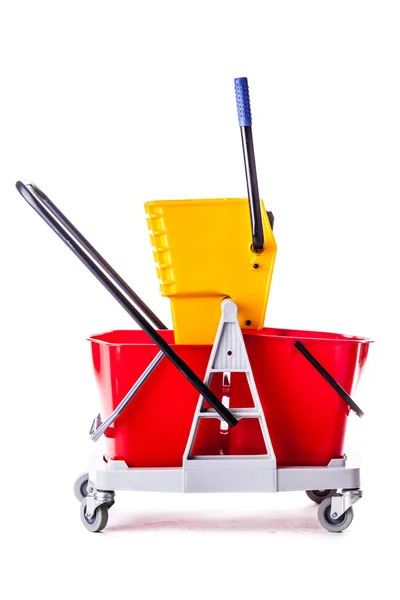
[28,182,167,330]
[21,182,167,438]
[16,181,238,428]
[294,341,364,418]
[235,77,264,253]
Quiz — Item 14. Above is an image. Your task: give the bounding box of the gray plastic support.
[183,299,276,492]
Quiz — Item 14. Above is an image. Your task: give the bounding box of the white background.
[1,1,399,598]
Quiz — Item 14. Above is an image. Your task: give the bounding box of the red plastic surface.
[89,328,371,468]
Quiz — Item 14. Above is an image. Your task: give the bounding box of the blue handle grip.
[234,77,252,127]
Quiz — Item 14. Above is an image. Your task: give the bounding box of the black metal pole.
[28,182,167,330]
[22,183,167,433]
[294,341,364,418]
[235,77,264,253]
[16,181,238,428]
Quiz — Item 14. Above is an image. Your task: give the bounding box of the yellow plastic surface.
[145,198,277,344]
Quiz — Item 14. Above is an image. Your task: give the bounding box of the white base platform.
[89,454,360,494]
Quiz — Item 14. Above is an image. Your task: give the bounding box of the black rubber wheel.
[80,498,109,533]
[306,489,337,504]
[317,497,354,533]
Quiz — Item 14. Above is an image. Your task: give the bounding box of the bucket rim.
[88,329,176,347]
[88,328,373,347]
[244,327,374,344]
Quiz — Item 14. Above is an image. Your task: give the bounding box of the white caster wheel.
[80,498,109,533]
[317,497,354,533]
[74,473,92,502]
[306,489,337,504]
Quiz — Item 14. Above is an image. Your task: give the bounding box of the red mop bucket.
[89,328,371,468]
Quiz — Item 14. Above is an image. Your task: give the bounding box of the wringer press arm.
[235,76,265,253]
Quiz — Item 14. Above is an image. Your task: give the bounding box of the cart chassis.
[81,453,362,531]
[78,300,363,532]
